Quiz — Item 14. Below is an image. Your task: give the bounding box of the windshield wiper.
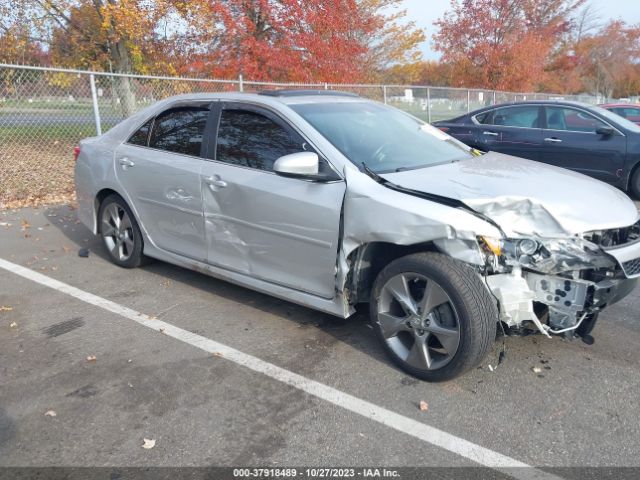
[361,162,383,181]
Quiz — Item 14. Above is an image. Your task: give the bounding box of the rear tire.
[98,194,147,268]
[370,252,497,382]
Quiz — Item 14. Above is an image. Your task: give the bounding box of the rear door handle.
[544,137,562,143]
[118,157,135,167]
[204,175,228,188]
[482,131,499,137]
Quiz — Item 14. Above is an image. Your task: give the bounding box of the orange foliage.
[432,0,584,91]
[176,0,423,83]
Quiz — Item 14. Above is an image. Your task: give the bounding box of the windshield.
[591,105,640,133]
[291,101,474,173]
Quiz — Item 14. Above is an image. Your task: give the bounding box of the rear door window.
[149,107,209,156]
[490,106,541,128]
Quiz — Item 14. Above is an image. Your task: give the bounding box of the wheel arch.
[95,188,123,234]
[626,160,640,198]
[345,237,486,305]
[345,241,439,305]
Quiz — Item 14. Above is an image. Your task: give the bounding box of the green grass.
[0,124,98,142]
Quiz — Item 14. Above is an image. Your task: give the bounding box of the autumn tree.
[433,0,585,91]
[573,21,640,99]
[0,0,176,114]
[381,61,453,86]
[176,0,423,83]
[356,0,425,80]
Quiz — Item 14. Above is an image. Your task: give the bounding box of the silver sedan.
[75,91,640,381]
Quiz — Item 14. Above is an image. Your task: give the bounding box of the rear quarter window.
[474,111,492,124]
[127,119,152,146]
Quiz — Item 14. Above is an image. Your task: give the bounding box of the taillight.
[438,127,449,132]
[73,146,81,161]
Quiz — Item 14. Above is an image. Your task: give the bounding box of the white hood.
[381,152,639,238]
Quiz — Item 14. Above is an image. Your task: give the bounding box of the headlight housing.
[480,236,615,275]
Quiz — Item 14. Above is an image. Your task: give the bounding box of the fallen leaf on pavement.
[44,410,57,417]
[62,245,72,253]
[86,355,97,362]
[0,306,13,312]
[142,438,156,449]
[9,322,17,328]
[419,400,429,412]
[212,352,223,357]
[532,366,542,373]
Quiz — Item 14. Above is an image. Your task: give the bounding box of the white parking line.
[0,257,560,480]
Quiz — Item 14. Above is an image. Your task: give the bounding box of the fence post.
[383,85,387,104]
[89,74,102,136]
[467,89,471,113]
[238,74,244,92]
[324,83,328,90]
[492,90,497,105]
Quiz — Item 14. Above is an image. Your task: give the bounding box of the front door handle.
[204,175,228,188]
[118,157,135,167]
[482,131,499,137]
[544,137,563,143]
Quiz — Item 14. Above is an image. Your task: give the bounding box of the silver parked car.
[75,91,640,381]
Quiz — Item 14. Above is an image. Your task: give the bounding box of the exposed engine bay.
[480,223,640,338]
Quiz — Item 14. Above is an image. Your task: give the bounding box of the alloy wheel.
[377,273,461,371]
[101,202,135,262]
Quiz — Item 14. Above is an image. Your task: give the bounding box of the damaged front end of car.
[341,156,639,343]
[480,221,640,339]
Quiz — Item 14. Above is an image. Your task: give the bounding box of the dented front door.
[201,102,345,298]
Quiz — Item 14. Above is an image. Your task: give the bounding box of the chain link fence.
[0,63,602,206]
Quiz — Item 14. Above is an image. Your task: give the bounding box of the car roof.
[479,99,594,109]
[144,91,369,108]
[600,103,640,107]
[445,100,603,122]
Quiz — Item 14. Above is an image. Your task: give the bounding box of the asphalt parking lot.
[1,202,640,479]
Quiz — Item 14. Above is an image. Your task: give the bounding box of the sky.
[401,0,640,60]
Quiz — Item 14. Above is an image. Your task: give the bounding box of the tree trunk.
[111,38,136,117]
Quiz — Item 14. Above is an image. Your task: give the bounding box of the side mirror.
[596,125,615,136]
[273,152,339,181]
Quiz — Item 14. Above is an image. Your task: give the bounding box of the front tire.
[630,168,640,200]
[370,253,497,382]
[98,194,146,268]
